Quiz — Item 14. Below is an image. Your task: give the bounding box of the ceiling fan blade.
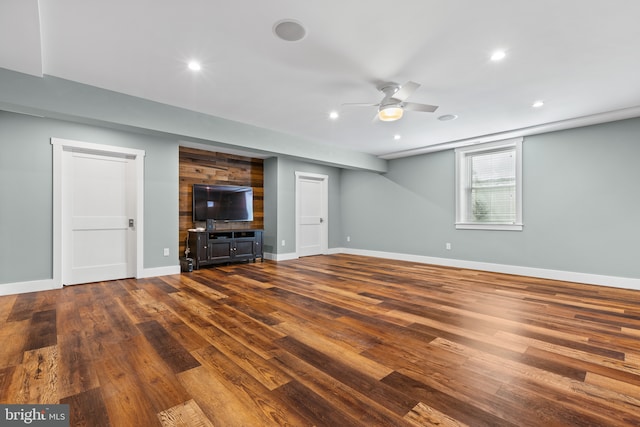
[341,102,379,108]
[403,102,439,113]
[391,81,420,101]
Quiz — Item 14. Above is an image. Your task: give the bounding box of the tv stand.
[187,229,263,270]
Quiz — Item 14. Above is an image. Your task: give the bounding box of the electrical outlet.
[281,240,286,247]
[446,243,451,250]
[347,236,351,242]
[163,248,170,256]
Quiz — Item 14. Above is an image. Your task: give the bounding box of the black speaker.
[180,258,193,272]
[206,219,216,231]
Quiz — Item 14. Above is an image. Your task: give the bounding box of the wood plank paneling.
[0,294,17,323]
[0,320,30,367]
[136,320,201,374]
[157,399,214,427]
[0,366,16,403]
[1,254,640,425]
[272,379,362,426]
[6,292,38,322]
[8,345,59,404]
[61,387,111,427]
[178,147,264,257]
[94,339,162,426]
[23,309,57,351]
[382,370,515,427]
[56,331,100,399]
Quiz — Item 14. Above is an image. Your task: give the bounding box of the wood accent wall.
[178,146,264,257]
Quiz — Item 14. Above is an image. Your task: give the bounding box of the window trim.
[455,137,523,231]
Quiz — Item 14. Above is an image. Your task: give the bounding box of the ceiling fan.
[343,81,438,122]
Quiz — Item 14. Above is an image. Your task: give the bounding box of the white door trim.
[295,171,328,257]
[51,138,145,286]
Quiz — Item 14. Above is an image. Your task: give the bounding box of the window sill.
[455,222,523,231]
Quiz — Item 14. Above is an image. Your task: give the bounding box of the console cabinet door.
[188,233,209,269]
[210,240,233,260]
[196,234,209,262]
[233,238,256,261]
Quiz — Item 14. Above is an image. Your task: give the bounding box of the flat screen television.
[192,184,254,222]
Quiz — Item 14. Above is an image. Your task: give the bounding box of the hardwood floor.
[1,254,640,426]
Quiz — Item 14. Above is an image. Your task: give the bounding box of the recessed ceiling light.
[188,61,201,71]
[329,111,339,120]
[394,134,401,140]
[438,114,458,121]
[490,50,506,61]
[273,19,307,42]
[532,100,544,108]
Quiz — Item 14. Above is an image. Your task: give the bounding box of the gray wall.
[263,157,279,254]
[341,117,640,279]
[0,68,386,173]
[0,108,345,286]
[340,151,453,256]
[3,103,638,286]
[0,111,179,285]
[268,156,343,255]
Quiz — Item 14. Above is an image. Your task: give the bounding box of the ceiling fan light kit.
[378,106,404,121]
[344,81,439,122]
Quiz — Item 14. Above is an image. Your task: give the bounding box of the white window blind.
[455,137,523,231]
[468,148,516,223]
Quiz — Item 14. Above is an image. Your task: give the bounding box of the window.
[455,137,523,230]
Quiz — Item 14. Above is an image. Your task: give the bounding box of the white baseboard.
[139,265,181,278]
[264,252,298,262]
[0,279,62,296]
[333,247,640,291]
[0,265,182,296]
[3,252,637,296]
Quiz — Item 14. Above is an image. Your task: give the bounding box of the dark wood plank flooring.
[1,254,640,426]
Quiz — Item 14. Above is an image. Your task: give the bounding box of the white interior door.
[62,149,136,285]
[296,172,328,257]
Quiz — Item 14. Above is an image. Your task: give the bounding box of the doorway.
[52,138,145,286]
[295,171,328,257]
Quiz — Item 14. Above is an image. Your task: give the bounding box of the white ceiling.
[2,0,640,158]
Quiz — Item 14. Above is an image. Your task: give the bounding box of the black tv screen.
[192,184,254,222]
